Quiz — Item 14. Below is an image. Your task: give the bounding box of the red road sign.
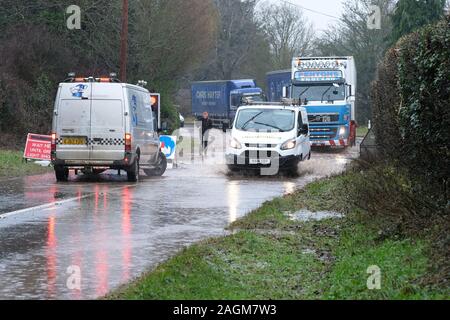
[23,133,51,161]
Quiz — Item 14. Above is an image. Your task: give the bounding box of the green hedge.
[372,15,450,203]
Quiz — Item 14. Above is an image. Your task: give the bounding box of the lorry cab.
[267,56,357,147]
[191,79,264,128]
[282,57,357,147]
[226,102,311,175]
[51,74,167,182]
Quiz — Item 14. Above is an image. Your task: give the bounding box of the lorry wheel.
[127,158,140,182]
[55,166,69,182]
[144,152,167,177]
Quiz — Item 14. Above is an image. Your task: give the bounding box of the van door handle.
[93,138,102,142]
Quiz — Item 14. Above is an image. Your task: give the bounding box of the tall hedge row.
[372,15,450,201]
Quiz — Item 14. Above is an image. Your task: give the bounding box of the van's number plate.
[62,137,87,145]
[249,159,271,165]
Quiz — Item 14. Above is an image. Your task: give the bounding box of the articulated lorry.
[273,57,357,147]
[191,80,264,127]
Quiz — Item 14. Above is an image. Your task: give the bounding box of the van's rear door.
[90,83,125,161]
[56,83,92,160]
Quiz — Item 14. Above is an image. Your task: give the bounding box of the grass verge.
[357,126,369,138]
[0,150,51,178]
[109,167,448,300]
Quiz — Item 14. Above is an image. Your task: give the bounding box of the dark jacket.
[201,118,213,135]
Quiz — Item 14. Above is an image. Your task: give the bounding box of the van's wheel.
[281,166,298,177]
[55,166,69,182]
[144,152,167,177]
[127,157,140,182]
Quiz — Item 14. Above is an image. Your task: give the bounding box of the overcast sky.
[261,0,346,32]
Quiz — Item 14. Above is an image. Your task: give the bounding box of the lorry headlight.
[230,138,242,149]
[281,139,296,150]
[339,126,346,136]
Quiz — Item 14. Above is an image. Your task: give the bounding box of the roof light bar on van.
[96,77,113,83]
[64,74,121,83]
[137,80,147,87]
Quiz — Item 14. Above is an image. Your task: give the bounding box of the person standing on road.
[201,111,213,155]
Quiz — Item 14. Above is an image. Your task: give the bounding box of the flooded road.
[0,127,360,299]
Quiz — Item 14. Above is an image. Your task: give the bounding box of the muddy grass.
[0,150,51,178]
[357,126,369,137]
[108,168,448,300]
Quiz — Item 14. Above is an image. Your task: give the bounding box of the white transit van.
[225,102,311,175]
[51,74,167,182]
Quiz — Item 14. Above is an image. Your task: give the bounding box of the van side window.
[141,92,154,130]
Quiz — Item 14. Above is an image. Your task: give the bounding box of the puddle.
[286,209,344,222]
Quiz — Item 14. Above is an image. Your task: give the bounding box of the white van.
[51,74,167,182]
[225,103,311,175]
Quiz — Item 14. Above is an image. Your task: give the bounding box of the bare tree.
[199,0,260,80]
[315,0,396,123]
[258,1,315,69]
[131,0,217,82]
[0,0,218,136]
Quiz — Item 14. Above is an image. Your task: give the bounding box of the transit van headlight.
[339,126,347,136]
[281,139,296,150]
[230,138,242,149]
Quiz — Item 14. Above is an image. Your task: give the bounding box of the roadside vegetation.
[0,150,51,178]
[109,164,448,300]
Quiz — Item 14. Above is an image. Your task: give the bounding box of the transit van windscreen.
[235,109,295,132]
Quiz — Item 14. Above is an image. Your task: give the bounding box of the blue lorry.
[266,70,291,102]
[191,80,264,127]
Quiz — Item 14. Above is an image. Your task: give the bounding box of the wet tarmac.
[0,127,361,299]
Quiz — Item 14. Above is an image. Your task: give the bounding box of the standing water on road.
[0,126,360,299]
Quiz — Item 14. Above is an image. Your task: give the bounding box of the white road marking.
[0,195,90,219]
[0,183,138,220]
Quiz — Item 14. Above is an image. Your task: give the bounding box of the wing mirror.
[298,124,309,136]
[222,121,230,133]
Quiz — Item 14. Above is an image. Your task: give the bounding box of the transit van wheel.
[55,166,69,182]
[281,166,298,177]
[127,158,140,182]
[144,152,167,177]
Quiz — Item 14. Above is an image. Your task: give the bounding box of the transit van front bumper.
[225,152,301,170]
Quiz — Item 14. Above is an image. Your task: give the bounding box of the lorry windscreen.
[293,84,345,102]
[235,109,295,132]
